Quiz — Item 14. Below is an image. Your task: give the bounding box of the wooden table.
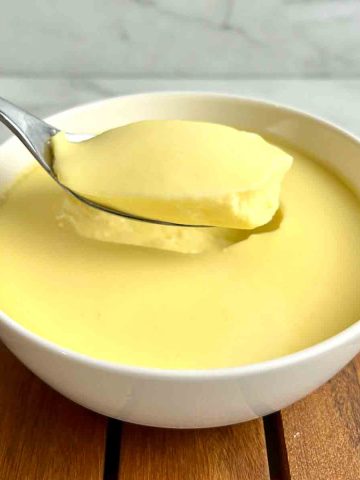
[1,342,359,480]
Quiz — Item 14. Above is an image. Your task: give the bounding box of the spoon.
[0,96,204,227]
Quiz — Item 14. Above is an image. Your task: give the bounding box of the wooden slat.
[0,342,107,480]
[281,355,360,480]
[119,420,270,480]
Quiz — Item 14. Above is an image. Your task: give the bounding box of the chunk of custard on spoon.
[52,120,292,229]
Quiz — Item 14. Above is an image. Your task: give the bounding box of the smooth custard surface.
[1,145,360,369]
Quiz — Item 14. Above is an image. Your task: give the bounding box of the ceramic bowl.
[0,92,360,428]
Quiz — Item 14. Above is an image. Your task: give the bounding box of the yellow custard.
[52,121,292,229]
[0,144,360,369]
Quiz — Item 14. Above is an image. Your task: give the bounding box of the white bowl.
[1,92,360,428]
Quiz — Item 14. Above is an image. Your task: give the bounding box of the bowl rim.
[1,90,360,380]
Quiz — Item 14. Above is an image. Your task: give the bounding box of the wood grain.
[119,420,270,480]
[0,342,107,480]
[281,355,360,480]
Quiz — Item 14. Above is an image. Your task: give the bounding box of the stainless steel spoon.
[0,96,204,227]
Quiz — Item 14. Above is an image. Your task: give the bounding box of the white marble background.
[1,0,359,77]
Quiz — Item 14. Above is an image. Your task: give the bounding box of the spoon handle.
[0,97,59,172]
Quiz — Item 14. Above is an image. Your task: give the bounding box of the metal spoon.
[0,96,204,227]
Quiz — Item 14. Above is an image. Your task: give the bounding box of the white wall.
[1,0,359,77]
